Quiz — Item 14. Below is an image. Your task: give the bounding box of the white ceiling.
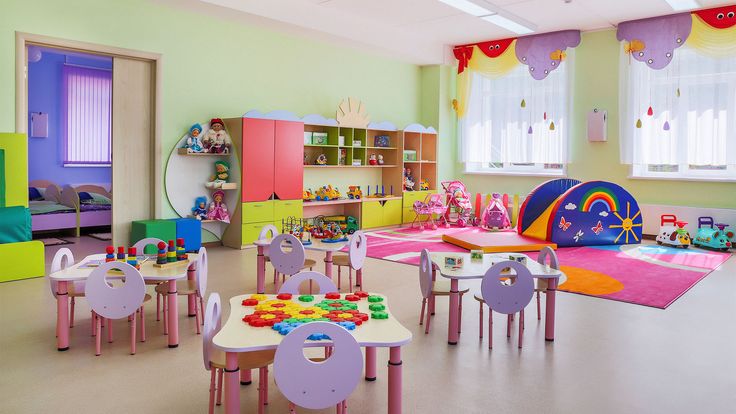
[159,0,730,65]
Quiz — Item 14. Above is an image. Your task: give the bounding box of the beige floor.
[1,235,735,414]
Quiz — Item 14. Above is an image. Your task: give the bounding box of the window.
[460,60,570,175]
[62,65,112,166]
[620,46,736,181]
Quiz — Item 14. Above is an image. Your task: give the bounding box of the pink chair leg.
[348,268,353,293]
[458,294,463,334]
[156,293,161,321]
[419,298,426,325]
[163,295,168,335]
[240,368,252,385]
[518,310,524,348]
[208,368,216,414]
[356,268,362,288]
[536,292,541,320]
[506,314,511,338]
[195,295,201,335]
[337,266,342,290]
[95,315,102,356]
[90,311,95,336]
[200,297,205,326]
[70,297,76,328]
[365,346,377,381]
[263,367,269,404]
[140,305,147,342]
[273,269,278,284]
[488,310,493,349]
[216,367,224,406]
[478,303,483,339]
[130,313,137,354]
[424,298,432,334]
[388,347,402,414]
[258,367,265,414]
[107,318,113,343]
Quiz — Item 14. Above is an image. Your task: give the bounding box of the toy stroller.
[411,193,448,230]
[441,180,476,227]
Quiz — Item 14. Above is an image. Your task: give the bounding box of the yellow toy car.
[315,185,341,201]
[302,189,315,201]
[347,186,362,199]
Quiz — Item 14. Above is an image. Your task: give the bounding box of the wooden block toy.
[153,258,189,268]
[156,241,168,265]
[470,250,483,260]
[116,246,126,262]
[167,240,176,263]
[105,246,115,262]
[444,255,464,268]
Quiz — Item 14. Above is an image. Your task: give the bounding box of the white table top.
[430,252,562,280]
[213,293,412,352]
[254,237,349,252]
[49,253,197,282]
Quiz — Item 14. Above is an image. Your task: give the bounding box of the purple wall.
[27,49,112,185]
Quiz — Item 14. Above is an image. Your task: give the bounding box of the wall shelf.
[177,148,230,156]
[207,183,238,190]
[303,198,362,207]
[304,165,397,169]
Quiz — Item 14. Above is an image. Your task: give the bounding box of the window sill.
[628,175,736,183]
[465,170,567,178]
[64,164,112,168]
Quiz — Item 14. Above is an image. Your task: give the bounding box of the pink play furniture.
[156,246,208,334]
[203,293,275,414]
[278,271,337,295]
[411,194,448,230]
[333,231,367,292]
[85,261,148,355]
[534,247,559,320]
[418,249,468,335]
[478,261,534,349]
[49,248,86,332]
[270,234,315,291]
[273,321,363,413]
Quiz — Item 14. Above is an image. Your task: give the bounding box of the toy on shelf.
[206,161,230,189]
[374,135,390,147]
[322,222,348,243]
[693,216,732,251]
[282,216,313,245]
[481,193,512,231]
[105,246,115,262]
[441,180,476,227]
[206,190,230,223]
[306,215,358,239]
[315,185,341,201]
[369,154,378,165]
[191,196,208,220]
[656,215,690,248]
[377,154,384,165]
[203,118,231,154]
[403,168,415,191]
[365,185,393,198]
[339,149,347,166]
[411,193,448,230]
[419,179,429,191]
[183,123,204,153]
[315,154,328,165]
[153,239,190,268]
[347,186,362,200]
[323,215,359,235]
[302,189,316,202]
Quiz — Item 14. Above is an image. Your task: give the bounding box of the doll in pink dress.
[206,190,230,223]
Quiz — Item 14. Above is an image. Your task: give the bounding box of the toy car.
[322,215,359,234]
[314,185,341,201]
[347,186,362,200]
[693,217,732,251]
[302,189,315,202]
[715,222,735,248]
[656,214,690,248]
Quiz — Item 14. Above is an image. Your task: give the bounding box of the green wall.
[451,30,735,209]
[0,0,422,218]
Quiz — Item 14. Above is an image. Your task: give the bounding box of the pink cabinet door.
[273,120,304,200]
[242,118,275,202]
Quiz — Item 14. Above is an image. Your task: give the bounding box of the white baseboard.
[640,204,736,236]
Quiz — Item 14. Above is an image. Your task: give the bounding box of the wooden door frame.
[14,31,163,217]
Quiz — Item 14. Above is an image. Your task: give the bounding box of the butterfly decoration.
[573,230,584,243]
[624,39,645,55]
[559,216,571,231]
[549,49,567,61]
[591,221,604,235]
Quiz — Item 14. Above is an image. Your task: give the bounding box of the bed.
[28,180,112,236]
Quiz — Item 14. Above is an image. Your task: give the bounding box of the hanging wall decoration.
[515,30,581,80]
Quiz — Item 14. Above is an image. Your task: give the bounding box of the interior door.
[111,57,155,246]
[273,120,304,200]
[242,118,275,202]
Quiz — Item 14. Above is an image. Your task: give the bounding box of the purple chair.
[278,271,338,295]
[157,246,208,334]
[418,249,468,335]
[333,231,367,292]
[270,234,315,291]
[135,237,169,320]
[259,224,279,281]
[49,248,86,332]
[535,247,559,320]
[85,261,148,356]
[274,322,362,413]
[479,261,534,349]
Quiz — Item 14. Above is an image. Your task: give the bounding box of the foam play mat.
[362,227,731,309]
[442,230,557,252]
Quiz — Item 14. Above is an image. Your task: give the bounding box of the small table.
[48,253,197,350]
[430,252,563,345]
[213,293,412,414]
[253,238,351,294]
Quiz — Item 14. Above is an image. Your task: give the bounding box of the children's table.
[429,252,563,345]
[253,238,351,293]
[48,253,198,351]
[213,292,412,414]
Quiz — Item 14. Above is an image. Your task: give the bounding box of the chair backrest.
[278,271,337,295]
[269,233,305,276]
[480,261,534,315]
[85,261,146,320]
[259,224,279,256]
[49,248,75,298]
[202,292,221,371]
[196,247,208,297]
[418,249,433,299]
[536,246,559,270]
[274,322,362,410]
[133,237,165,254]
[347,231,367,270]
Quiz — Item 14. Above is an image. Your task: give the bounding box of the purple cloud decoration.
[616,13,692,70]
[515,30,581,80]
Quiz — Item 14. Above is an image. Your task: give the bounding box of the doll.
[377,154,384,165]
[191,196,208,220]
[206,161,230,188]
[369,154,377,165]
[404,168,415,191]
[206,190,230,223]
[203,118,232,154]
[185,123,204,153]
[315,154,327,165]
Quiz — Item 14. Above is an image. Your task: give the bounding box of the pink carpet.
[363,227,731,309]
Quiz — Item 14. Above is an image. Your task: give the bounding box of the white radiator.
[639,204,736,236]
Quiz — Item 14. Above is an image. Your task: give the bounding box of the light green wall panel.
[0,133,29,208]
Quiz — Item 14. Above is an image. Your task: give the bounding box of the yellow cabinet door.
[383,199,403,226]
[242,201,274,224]
[402,190,431,207]
[242,221,271,245]
[274,199,303,222]
[403,208,417,224]
[361,201,384,229]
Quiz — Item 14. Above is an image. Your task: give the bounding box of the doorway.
[15,32,162,249]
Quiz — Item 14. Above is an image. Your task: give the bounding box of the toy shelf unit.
[302,198,363,228]
[165,121,241,241]
[400,124,439,225]
[302,121,401,169]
